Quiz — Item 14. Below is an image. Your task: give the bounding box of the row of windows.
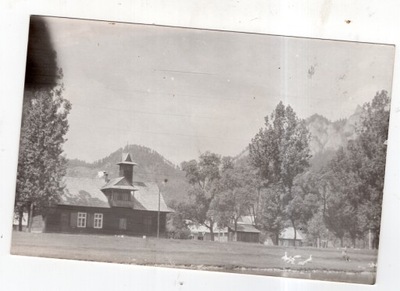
[75,213,154,230]
[77,212,103,229]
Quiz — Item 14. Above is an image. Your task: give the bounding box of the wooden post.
[157,188,160,239]
[157,179,168,239]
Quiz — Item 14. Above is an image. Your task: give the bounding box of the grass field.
[11,231,378,284]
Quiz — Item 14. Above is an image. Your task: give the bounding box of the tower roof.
[117,152,137,166]
[100,177,137,191]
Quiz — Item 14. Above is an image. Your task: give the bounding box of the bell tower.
[117,153,137,185]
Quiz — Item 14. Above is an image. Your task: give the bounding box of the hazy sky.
[44,17,395,165]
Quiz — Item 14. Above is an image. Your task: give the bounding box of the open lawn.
[11,232,377,284]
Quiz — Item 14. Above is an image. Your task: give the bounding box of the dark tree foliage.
[25,16,62,91]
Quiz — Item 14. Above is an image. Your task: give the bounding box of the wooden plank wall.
[45,206,167,237]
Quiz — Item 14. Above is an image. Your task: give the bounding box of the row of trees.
[320,90,389,248]
[173,91,389,248]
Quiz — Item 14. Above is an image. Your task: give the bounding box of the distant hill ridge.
[66,107,361,202]
[67,144,190,204]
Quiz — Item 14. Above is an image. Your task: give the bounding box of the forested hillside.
[67,144,191,204]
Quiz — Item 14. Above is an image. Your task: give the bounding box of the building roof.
[132,181,172,212]
[59,177,172,212]
[60,177,110,208]
[237,215,255,225]
[279,227,304,240]
[117,153,137,166]
[229,223,260,233]
[100,177,137,191]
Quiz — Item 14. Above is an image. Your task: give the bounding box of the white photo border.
[0,1,399,291]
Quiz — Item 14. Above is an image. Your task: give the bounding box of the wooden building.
[188,216,261,243]
[45,153,173,236]
[279,227,304,247]
[228,216,260,243]
[188,224,229,242]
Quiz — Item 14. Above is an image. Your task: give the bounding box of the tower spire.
[117,153,137,185]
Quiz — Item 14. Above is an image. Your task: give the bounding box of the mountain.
[305,107,361,169]
[67,144,191,204]
[305,111,360,155]
[233,107,362,170]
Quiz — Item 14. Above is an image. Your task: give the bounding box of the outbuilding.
[279,227,304,247]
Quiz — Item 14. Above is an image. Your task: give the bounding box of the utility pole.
[157,179,168,239]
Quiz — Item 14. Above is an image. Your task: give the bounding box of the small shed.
[188,224,228,242]
[279,227,304,247]
[228,223,260,243]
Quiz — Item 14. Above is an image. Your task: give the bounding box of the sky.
[42,16,395,165]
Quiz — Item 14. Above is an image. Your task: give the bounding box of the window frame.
[77,212,87,228]
[93,213,103,229]
[119,217,127,230]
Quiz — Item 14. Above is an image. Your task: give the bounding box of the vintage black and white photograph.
[11,15,395,284]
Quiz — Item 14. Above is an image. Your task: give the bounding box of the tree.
[181,152,221,241]
[249,102,311,244]
[324,91,390,248]
[307,211,330,248]
[15,87,71,230]
[257,183,286,245]
[166,201,191,239]
[285,173,320,241]
[356,90,390,248]
[214,158,259,241]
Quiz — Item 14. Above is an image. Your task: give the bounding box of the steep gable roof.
[60,177,110,208]
[133,181,173,212]
[229,223,260,233]
[237,215,255,225]
[280,227,304,240]
[59,177,172,212]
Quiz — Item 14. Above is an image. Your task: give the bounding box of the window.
[94,213,103,229]
[77,212,87,228]
[115,192,130,201]
[119,218,127,230]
